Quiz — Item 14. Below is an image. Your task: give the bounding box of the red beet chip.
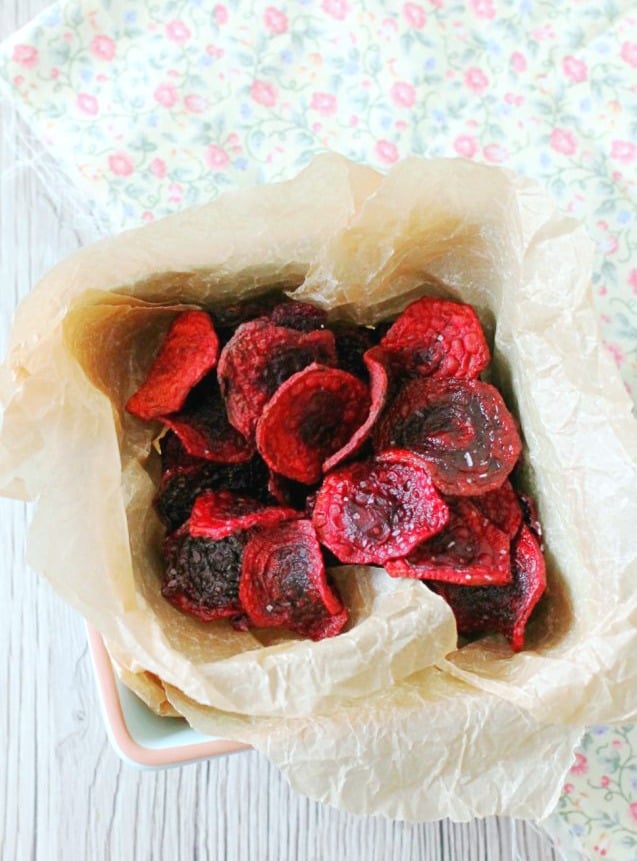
[256,364,370,485]
[374,377,522,496]
[471,480,523,538]
[385,499,511,586]
[154,455,271,532]
[189,490,301,540]
[161,526,248,623]
[218,319,337,440]
[126,310,219,420]
[312,449,450,565]
[163,375,255,463]
[159,430,207,477]
[380,296,490,380]
[239,520,348,640]
[270,301,328,332]
[429,524,546,652]
[324,347,390,472]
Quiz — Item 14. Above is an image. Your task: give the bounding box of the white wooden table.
[0,3,563,859]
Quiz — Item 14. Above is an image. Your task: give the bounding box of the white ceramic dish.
[87,625,248,768]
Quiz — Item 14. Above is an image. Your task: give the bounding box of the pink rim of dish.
[86,625,249,767]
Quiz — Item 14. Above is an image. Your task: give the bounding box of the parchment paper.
[1,154,635,821]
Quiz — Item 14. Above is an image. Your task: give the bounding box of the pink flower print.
[600,775,610,787]
[165,20,191,43]
[142,211,155,223]
[620,41,637,67]
[108,152,134,177]
[375,140,399,164]
[322,0,349,19]
[150,158,167,179]
[77,93,99,116]
[184,94,208,113]
[510,51,527,73]
[630,802,637,823]
[606,343,624,366]
[562,55,587,83]
[214,5,229,25]
[12,44,38,68]
[453,135,478,158]
[391,82,416,108]
[470,0,495,19]
[168,183,183,203]
[206,145,230,170]
[611,140,636,163]
[264,7,288,34]
[154,83,179,108]
[629,269,637,294]
[310,92,337,116]
[90,35,116,61]
[483,143,508,163]
[563,783,574,794]
[403,3,426,28]
[569,752,588,775]
[51,68,60,79]
[550,128,577,155]
[464,67,489,93]
[251,80,278,107]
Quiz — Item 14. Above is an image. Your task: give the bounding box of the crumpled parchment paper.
[1,153,635,821]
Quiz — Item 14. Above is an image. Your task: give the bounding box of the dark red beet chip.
[332,326,375,380]
[267,471,317,511]
[239,520,348,640]
[218,319,337,440]
[154,456,270,532]
[312,449,449,565]
[158,430,209,478]
[518,492,543,546]
[256,364,370,485]
[471,481,523,538]
[212,294,284,333]
[161,527,248,623]
[126,311,219,420]
[380,296,490,380]
[163,375,255,463]
[374,377,522,496]
[270,301,328,332]
[428,524,546,652]
[324,347,390,472]
[189,490,301,540]
[385,499,511,586]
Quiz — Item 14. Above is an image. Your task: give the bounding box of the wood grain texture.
[0,3,560,859]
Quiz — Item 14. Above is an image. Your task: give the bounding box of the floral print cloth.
[1,1,636,857]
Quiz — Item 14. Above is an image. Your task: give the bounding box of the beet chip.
[126,310,219,420]
[385,499,511,586]
[154,456,270,532]
[518,492,543,546]
[162,527,247,623]
[380,296,490,380]
[332,325,375,379]
[218,319,337,440]
[312,449,449,565]
[270,301,328,332]
[374,377,522,496]
[471,480,523,538]
[324,348,390,472]
[256,364,370,484]
[163,375,255,463]
[189,490,301,540]
[429,524,546,652]
[239,520,348,640]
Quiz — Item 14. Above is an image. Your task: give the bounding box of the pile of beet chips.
[127,294,546,651]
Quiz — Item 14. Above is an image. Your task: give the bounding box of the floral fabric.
[1,1,636,857]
